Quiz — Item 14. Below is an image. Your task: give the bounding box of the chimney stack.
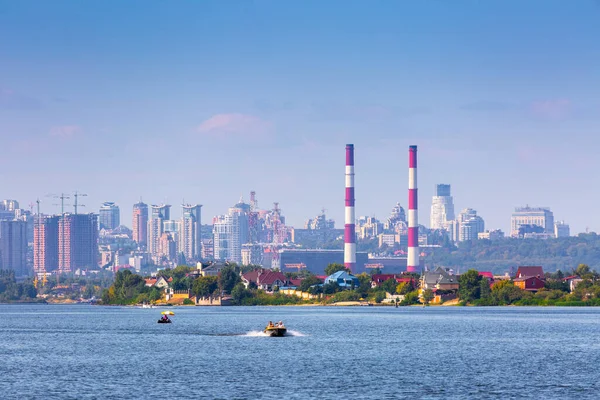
[344,144,356,272]
[407,145,420,272]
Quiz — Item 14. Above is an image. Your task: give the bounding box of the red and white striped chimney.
[407,145,420,272]
[344,144,356,272]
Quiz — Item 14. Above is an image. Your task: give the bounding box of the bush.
[183,298,194,305]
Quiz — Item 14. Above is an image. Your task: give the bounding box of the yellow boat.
[264,322,287,337]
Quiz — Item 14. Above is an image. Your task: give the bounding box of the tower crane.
[73,191,87,214]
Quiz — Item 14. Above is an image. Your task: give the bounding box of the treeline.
[427,233,600,274]
[456,264,600,306]
[0,270,38,302]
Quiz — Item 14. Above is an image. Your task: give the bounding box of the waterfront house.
[478,271,495,287]
[420,267,459,291]
[199,262,228,277]
[562,275,583,292]
[514,276,545,292]
[324,271,360,289]
[144,276,172,288]
[515,266,545,280]
[242,269,288,291]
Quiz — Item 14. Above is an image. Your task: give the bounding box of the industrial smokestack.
[344,144,356,272]
[407,145,420,272]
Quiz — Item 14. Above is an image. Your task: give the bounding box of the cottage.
[242,269,288,291]
[420,267,459,291]
[199,262,228,277]
[562,275,583,292]
[324,271,360,289]
[515,266,545,280]
[144,276,172,288]
[514,276,545,292]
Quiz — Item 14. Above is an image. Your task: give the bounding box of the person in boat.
[161,315,169,322]
[268,321,274,328]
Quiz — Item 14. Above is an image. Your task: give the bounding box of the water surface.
[0,305,598,399]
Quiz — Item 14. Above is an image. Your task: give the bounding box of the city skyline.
[1,1,599,234]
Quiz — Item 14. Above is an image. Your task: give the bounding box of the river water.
[0,305,599,399]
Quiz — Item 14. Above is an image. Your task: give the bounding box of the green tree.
[192,276,219,298]
[324,263,348,276]
[219,265,241,294]
[231,283,250,305]
[422,288,434,305]
[458,269,482,302]
[381,278,397,294]
[479,278,491,301]
[299,275,322,292]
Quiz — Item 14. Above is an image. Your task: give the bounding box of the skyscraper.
[148,204,171,260]
[132,201,148,247]
[99,202,120,230]
[180,204,202,262]
[58,213,99,273]
[430,184,455,230]
[0,220,28,276]
[34,215,59,274]
[213,199,249,263]
[457,208,485,241]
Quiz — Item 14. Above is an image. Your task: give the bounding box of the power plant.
[407,145,420,272]
[344,144,356,272]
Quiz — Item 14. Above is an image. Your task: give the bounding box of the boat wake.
[242,329,307,337]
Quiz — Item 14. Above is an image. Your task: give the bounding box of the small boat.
[157,310,174,324]
[157,319,171,324]
[264,322,287,337]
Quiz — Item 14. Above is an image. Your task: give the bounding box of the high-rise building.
[554,221,570,238]
[99,202,120,230]
[0,220,28,276]
[132,201,148,247]
[511,206,554,237]
[2,200,20,211]
[180,204,202,262]
[457,208,485,241]
[158,232,177,261]
[34,215,59,274]
[213,200,249,263]
[430,184,455,230]
[58,213,99,273]
[148,204,171,260]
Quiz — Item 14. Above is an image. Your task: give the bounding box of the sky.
[1,0,599,234]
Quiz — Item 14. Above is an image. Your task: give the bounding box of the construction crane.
[46,193,70,214]
[73,191,87,214]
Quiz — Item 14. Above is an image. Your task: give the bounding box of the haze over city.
[1,1,599,234]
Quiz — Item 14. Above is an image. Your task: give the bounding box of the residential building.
[33,215,59,274]
[511,206,554,237]
[478,229,505,241]
[58,213,99,273]
[515,266,545,279]
[378,233,400,248]
[324,271,360,289]
[430,184,455,230]
[514,276,545,292]
[132,201,148,247]
[241,243,264,266]
[2,200,19,211]
[357,216,383,239]
[242,269,288,291]
[457,208,485,241]
[554,221,570,238]
[158,232,177,261]
[148,204,171,261]
[275,249,369,275]
[0,220,28,276]
[99,202,120,230]
[213,200,249,263]
[180,204,202,262]
[420,267,459,291]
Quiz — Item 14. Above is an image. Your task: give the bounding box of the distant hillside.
[425,233,600,275]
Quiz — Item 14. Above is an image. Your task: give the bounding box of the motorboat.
[264,322,287,337]
[157,319,171,324]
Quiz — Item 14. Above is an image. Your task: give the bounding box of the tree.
[458,269,482,302]
[479,278,491,301]
[231,283,250,305]
[381,278,397,294]
[299,275,322,292]
[192,276,219,298]
[324,263,348,276]
[422,289,434,305]
[219,265,241,294]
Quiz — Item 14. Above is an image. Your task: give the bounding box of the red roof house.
[515,266,545,279]
[242,269,288,291]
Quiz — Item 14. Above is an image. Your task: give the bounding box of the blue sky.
[1,0,599,233]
